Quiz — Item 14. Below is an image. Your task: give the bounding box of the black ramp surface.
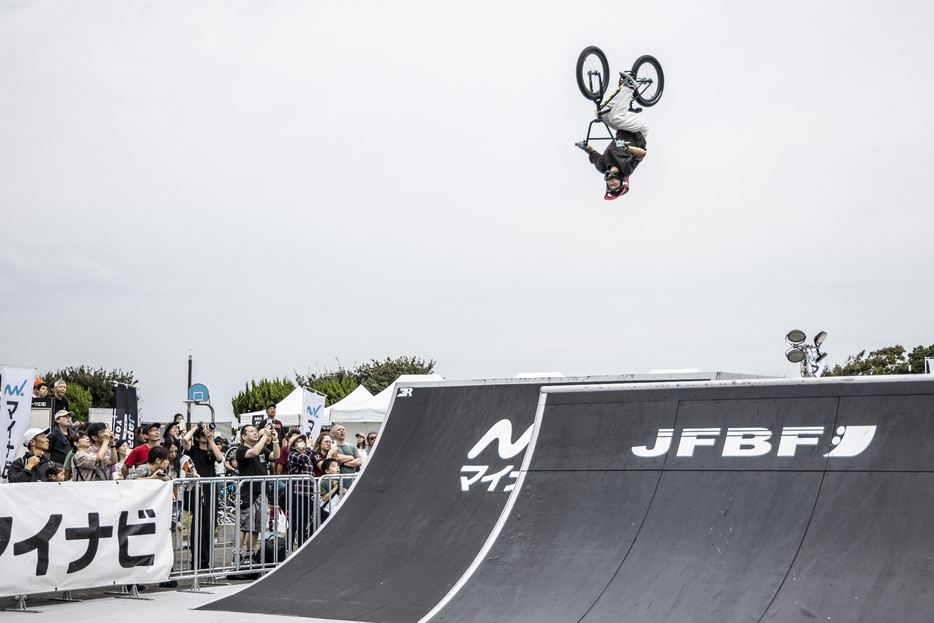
[203,383,544,622]
[761,392,934,622]
[427,377,934,623]
[429,399,677,623]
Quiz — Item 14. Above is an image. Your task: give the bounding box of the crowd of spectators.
[6,397,379,577]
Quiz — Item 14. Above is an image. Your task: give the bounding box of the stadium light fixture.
[784,329,828,378]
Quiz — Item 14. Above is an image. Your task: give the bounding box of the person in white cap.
[8,428,53,482]
[48,410,74,464]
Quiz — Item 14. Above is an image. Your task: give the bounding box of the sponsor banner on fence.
[302,390,326,442]
[0,480,173,597]
[1,365,37,482]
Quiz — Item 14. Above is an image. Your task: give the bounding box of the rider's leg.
[604,86,649,138]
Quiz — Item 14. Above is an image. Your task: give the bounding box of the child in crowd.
[45,463,66,482]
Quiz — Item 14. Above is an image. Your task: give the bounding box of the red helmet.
[604,172,630,200]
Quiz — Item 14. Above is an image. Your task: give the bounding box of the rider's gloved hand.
[575,141,588,150]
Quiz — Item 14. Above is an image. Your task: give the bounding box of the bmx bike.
[575,46,664,147]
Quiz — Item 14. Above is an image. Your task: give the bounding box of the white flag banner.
[0,480,173,597]
[1,365,36,482]
[301,389,326,442]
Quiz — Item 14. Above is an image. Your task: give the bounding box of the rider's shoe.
[619,71,637,89]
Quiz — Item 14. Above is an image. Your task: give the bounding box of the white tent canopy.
[322,384,373,422]
[239,386,314,427]
[329,374,443,423]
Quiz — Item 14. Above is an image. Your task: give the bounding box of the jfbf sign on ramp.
[0,480,173,597]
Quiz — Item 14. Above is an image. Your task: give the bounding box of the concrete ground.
[0,578,358,623]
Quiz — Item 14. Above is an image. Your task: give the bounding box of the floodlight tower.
[785,330,829,378]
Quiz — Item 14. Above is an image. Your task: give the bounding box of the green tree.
[907,344,934,374]
[42,366,138,408]
[65,383,93,421]
[822,343,934,376]
[295,363,359,406]
[352,356,436,394]
[231,377,296,417]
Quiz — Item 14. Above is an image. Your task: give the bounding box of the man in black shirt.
[49,380,70,416]
[182,422,224,570]
[235,423,279,566]
[48,410,75,464]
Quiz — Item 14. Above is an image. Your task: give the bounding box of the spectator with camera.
[72,422,117,481]
[261,403,284,441]
[182,421,224,570]
[235,422,279,567]
[8,428,53,483]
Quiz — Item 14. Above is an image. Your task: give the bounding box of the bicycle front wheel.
[576,46,610,101]
[631,55,664,107]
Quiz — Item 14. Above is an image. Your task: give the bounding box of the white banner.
[302,389,326,442]
[0,480,173,597]
[1,365,36,482]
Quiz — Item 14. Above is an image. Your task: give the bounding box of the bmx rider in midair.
[578,71,649,200]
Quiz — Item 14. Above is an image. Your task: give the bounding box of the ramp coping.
[539,374,934,394]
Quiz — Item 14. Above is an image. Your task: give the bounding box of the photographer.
[126,445,172,481]
[235,423,279,567]
[182,421,224,571]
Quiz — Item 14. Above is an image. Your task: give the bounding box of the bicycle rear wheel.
[631,55,664,107]
[576,46,610,101]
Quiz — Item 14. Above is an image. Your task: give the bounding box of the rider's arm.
[628,146,647,161]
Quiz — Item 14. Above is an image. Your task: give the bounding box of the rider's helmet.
[604,170,630,200]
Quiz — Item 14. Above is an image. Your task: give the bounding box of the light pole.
[785,330,829,378]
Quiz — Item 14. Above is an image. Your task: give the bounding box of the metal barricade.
[168,472,358,587]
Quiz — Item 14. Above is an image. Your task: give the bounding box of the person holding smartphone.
[235,423,279,567]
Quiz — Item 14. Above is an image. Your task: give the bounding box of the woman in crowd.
[109,439,131,480]
[164,421,185,445]
[312,432,338,477]
[162,437,182,479]
[286,434,316,546]
[70,430,102,481]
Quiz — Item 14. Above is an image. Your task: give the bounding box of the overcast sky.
[2,0,932,421]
